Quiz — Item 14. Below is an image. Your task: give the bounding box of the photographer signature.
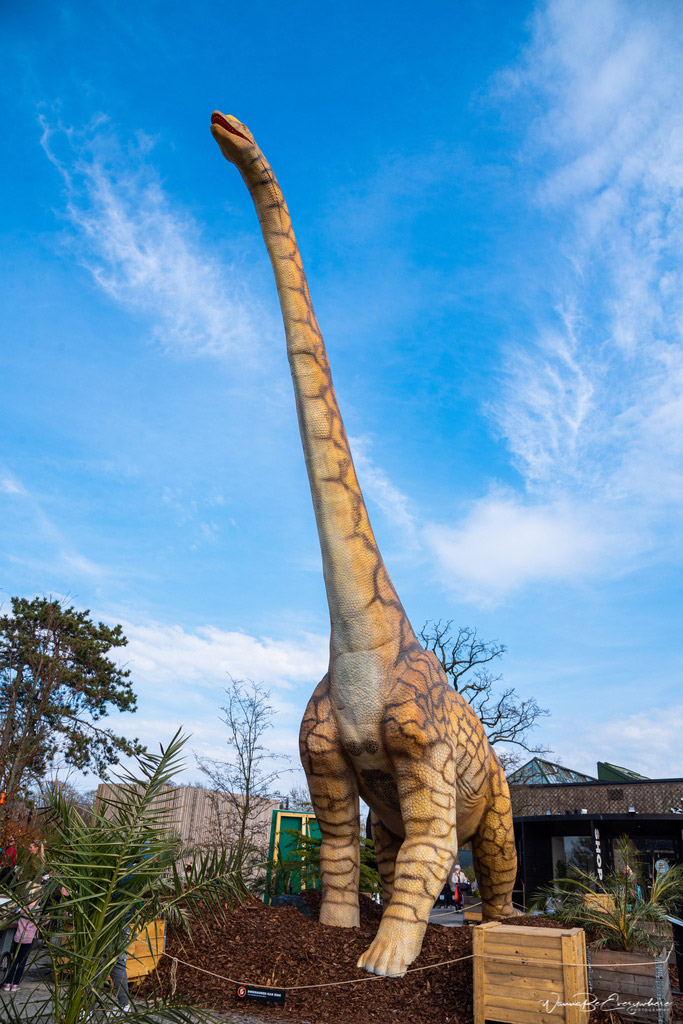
[540,992,672,1015]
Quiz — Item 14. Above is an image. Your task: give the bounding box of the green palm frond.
[0,730,247,1023]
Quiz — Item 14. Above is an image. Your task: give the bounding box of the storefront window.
[563,835,594,874]
[629,837,677,896]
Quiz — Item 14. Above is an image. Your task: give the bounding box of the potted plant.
[532,836,683,1022]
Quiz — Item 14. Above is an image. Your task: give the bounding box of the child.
[3,885,40,992]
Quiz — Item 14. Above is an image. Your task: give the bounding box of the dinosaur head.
[210,111,258,166]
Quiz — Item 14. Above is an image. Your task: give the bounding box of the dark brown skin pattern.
[211,111,517,977]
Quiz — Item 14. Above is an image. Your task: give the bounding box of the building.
[94,782,280,852]
[508,758,683,906]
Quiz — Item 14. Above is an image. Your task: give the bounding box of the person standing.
[449,863,469,910]
[2,884,40,992]
[23,840,46,883]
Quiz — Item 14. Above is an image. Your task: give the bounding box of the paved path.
[429,904,465,928]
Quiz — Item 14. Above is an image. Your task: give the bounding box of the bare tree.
[282,783,314,812]
[420,621,550,772]
[195,678,290,870]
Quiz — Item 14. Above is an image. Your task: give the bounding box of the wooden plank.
[565,933,589,1019]
[483,979,565,1002]
[485,942,565,963]
[589,949,660,970]
[485,962,565,987]
[484,993,564,1015]
[473,925,486,1024]
[483,1001,565,1024]
[590,960,657,978]
[488,925,564,942]
[484,967,562,991]
[563,931,578,1022]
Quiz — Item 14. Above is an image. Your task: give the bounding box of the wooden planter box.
[587,948,672,1024]
[582,892,615,913]
[127,920,166,982]
[473,921,589,1024]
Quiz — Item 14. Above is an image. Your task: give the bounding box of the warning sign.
[236,984,286,1004]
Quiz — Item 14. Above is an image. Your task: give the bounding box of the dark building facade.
[508,768,683,907]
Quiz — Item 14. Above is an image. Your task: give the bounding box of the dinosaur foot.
[319,898,359,929]
[481,899,515,921]
[356,921,422,977]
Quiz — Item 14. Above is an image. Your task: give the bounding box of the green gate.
[264,809,321,903]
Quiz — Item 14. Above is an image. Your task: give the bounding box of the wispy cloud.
[1,474,27,497]
[498,0,683,500]
[349,435,418,546]
[0,467,109,583]
[39,115,272,359]
[437,0,683,602]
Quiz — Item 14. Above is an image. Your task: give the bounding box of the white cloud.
[423,492,621,603]
[559,703,683,781]
[117,618,328,694]
[98,617,329,785]
[39,116,273,359]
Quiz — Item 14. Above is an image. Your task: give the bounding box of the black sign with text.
[236,984,286,1004]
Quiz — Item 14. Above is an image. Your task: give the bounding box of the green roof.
[596,761,650,782]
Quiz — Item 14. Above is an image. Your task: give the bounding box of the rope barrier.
[160,949,476,991]
[159,941,673,993]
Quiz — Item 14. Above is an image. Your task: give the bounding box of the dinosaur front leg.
[358,758,457,976]
[300,680,360,928]
[369,811,402,907]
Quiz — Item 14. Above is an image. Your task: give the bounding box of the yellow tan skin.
[210,111,517,977]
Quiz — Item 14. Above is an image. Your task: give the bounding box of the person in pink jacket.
[2,886,40,992]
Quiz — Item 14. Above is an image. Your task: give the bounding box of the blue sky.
[2,0,682,787]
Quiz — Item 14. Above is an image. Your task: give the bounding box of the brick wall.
[510,778,683,817]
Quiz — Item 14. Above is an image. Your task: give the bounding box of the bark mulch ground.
[144,895,683,1024]
[147,892,473,1024]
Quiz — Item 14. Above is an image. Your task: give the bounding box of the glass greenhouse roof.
[507,757,598,785]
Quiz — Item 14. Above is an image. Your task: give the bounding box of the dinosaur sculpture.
[210,111,517,977]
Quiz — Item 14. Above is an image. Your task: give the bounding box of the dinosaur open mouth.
[211,112,250,142]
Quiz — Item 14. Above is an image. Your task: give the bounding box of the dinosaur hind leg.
[300,678,360,928]
[369,812,402,907]
[471,768,517,920]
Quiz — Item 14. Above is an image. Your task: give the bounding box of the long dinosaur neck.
[236,151,414,655]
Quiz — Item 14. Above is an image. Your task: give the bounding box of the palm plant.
[531,835,683,952]
[0,730,247,1023]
